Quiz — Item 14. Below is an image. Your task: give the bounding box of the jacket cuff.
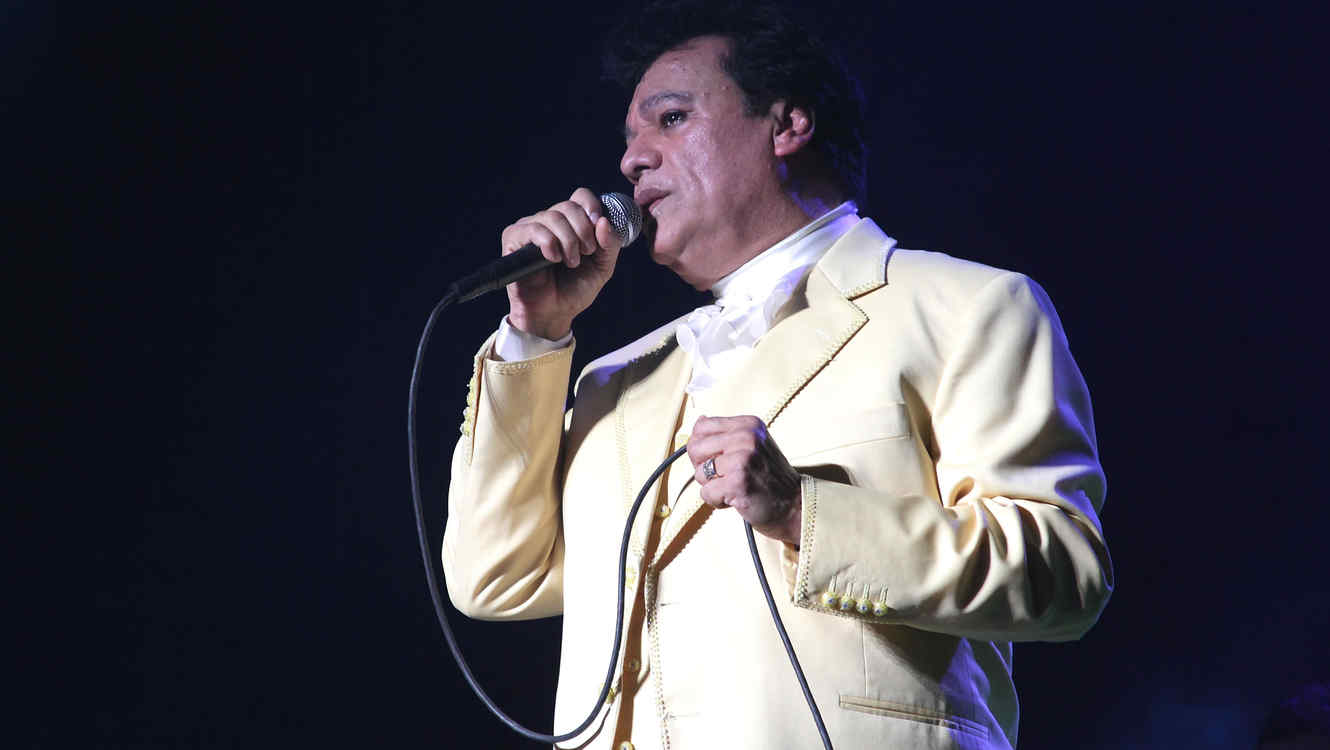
[790,475,898,622]
[458,331,575,465]
[494,316,575,362]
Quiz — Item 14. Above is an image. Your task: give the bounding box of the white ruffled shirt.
[494,202,860,394]
[674,202,858,392]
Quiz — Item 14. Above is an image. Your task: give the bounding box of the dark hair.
[603,0,868,207]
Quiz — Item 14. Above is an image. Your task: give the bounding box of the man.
[443,3,1112,748]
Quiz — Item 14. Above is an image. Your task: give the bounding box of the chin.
[645,230,679,268]
[652,251,693,285]
[666,257,710,290]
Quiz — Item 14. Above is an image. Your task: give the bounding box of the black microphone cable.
[408,281,833,749]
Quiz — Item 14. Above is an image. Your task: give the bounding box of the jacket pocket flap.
[839,695,988,740]
[785,402,910,459]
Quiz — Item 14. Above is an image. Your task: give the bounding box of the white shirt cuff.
[492,316,573,361]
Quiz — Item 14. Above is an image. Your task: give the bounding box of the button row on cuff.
[819,591,889,618]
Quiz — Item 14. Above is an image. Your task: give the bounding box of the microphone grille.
[600,192,643,247]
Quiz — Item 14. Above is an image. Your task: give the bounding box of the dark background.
[12,1,1326,747]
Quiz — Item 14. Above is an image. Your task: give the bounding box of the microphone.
[450,192,643,303]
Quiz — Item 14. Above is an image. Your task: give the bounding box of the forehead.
[626,35,737,115]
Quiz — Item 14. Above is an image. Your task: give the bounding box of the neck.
[694,192,826,290]
[782,163,845,222]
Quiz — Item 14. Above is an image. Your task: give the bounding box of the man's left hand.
[687,415,802,547]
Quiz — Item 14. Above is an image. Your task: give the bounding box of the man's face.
[620,36,784,290]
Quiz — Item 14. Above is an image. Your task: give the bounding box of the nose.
[620,136,661,183]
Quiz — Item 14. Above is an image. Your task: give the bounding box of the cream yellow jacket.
[443,218,1112,749]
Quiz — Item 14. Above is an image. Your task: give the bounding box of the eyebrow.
[623,90,694,140]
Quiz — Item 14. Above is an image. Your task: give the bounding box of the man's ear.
[771,100,815,158]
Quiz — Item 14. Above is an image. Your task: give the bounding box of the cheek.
[675,136,712,194]
[698,128,768,197]
[679,128,741,191]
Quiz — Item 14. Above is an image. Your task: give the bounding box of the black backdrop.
[13,1,1327,747]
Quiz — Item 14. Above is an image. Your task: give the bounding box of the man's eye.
[661,110,686,128]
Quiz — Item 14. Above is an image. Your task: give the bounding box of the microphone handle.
[451,243,554,304]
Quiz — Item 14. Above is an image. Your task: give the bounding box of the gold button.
[618,742,635,750]
[872,602,889,617]
[855,599,871,615]
[675,432,690,447]
[838,596,855,612]
[626,657,640,672]
[655,503,671,518]
[820,591,840,609]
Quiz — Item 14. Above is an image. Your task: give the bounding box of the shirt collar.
[709,201,860,306]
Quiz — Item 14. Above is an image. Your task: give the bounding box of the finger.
[687,428,756,464]
[691,414,762,440]
[568,188,604,241]
[699,480,730,508]
[533,209,584,268]
[594,215,625,253]
[549,199,600,257]
[503,221,562,264]
[694,453,727,486]
[685,431,728,468]
[566,188,624,253]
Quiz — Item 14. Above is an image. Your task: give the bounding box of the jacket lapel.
[652,218,896,561]
[612,324,693,554]
[712,218,894,427]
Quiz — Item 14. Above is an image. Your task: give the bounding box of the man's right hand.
[500,187,626,340]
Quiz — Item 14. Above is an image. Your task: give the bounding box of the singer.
[443,2,1112,748]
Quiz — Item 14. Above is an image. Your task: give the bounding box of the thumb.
[594,215,626,253]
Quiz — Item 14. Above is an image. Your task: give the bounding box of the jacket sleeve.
[787,272,1113,642]
[441,332,574,621]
